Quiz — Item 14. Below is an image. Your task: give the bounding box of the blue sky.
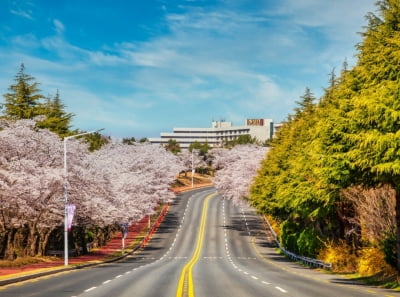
[0,0,376,138]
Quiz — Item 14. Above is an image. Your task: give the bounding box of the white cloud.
[53,19,65,35]
[10,9,33,20]
[268,0,376,42]
[125,49,177,67]
[0,0,378,136]
[101,0,371,121]
[9,1,35,20]
[88,51,125,66]
[11,33,39,48]
[41,34,88,61]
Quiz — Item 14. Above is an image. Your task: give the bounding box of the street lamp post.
[191,150,194,188]
[63,129,103,266]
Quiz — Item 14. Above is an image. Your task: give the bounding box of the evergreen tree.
[83,132,110,152]
[164,139,181,154]
[293,87,316,118]
[2,63,44,119]
[250,89,334,257]
[224,134,257,147]
[122,137,136,145]
[36,90,74,138]
[317,0,400,270]
[250,0,400,269]
[342,0,400,271]
[189,141,210,155]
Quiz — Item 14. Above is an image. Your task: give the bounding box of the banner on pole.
[66,204,76,231]
[121,223,128,239]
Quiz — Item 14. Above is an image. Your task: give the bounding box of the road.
[1,188,398,297]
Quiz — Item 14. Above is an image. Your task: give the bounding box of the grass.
[0,256,59,268]
[171,172,213,188]
[276,246,400,291]
[346,272,400,290]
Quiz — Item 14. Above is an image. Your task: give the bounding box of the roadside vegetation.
[249,0,400,287]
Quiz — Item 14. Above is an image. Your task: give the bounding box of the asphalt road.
[1,187,398,297]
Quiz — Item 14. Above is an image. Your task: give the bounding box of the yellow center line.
[176,193,216,297]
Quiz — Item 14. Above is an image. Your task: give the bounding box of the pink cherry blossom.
[212,145,269,205]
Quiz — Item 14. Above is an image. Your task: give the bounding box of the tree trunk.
[12,228,25,258]
[25,224,38,257]
[0,232,6,258]
[3,229,16,260]
[80,226,88,254]
[37,228,53,256]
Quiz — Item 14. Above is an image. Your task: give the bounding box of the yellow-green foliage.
[249,0,400,273]
[265,215,280,237]
[358,247,396,276]
[318,240,358,273]
[318,241,396,276]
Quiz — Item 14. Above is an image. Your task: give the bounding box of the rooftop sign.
[246,119,264,126]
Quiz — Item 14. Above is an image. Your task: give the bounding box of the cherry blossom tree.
[62,142,184,251]
[0,119,64,258]
[85,142,184,225]
[212,145,269,205]
[177,149,207,177]
[0,119,184,259]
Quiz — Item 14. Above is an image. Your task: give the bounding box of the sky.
[0,0,377,138]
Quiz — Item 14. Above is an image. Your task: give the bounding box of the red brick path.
[0,217,149,279]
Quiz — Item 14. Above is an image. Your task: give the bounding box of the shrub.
[297,227,321,258]
[265,214,280,237]
[382,232,397,269]
[358,247,396,276]
[280,220,300,254]
[318,240,358,273]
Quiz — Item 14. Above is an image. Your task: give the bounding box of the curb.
[0,233,144,287]
[0,266,73,286]
[0,203,168,287]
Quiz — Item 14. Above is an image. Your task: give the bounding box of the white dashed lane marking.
[223,200,288,294]
[84,287,97,292]
[75,194,199,297]
[276,286,287,293]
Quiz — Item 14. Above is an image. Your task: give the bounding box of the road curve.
[0,188,398,297]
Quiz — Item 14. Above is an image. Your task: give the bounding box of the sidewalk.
[170,183,213,194]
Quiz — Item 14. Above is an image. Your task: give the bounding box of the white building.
[148,119,274,148]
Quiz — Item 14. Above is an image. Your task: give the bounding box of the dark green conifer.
[37,90,74,137]
[3,63,44,119]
